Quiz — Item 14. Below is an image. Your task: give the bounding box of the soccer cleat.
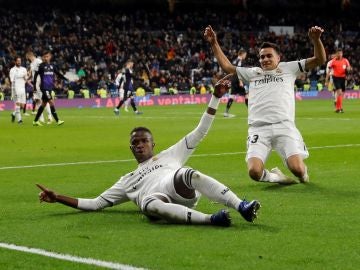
[270,167,298,185]
[335,109,340,113]
[135,111,143,115]
[238,200,261,222]
[340,109,344,113]
[114,108,120,115]
[57,120,65,126]
[11,113,15,123]
[210,209,231,227]
[18,120,23,124]
[23,113,30,116]
[33,121,43,126]
[224,113,235,118]
[31,111,37,115]
[299,174,310,183]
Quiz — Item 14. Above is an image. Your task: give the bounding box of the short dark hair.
[130,127,152,136]
[42,50,51,56]
[259,42,280,55]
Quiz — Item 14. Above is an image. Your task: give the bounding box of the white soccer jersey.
[9,66,28,92]
[30,57,42,80]
[115,72,124,89]
[236,59,306,126]
[326,61,333,76]
[98,113,214,209]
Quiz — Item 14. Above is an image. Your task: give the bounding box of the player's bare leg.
[248,157,297,184]
[287,154,309,183]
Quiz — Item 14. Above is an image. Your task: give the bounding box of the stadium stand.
[0,0,359,99]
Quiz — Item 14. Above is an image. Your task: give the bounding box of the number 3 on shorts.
[247,134,259,146]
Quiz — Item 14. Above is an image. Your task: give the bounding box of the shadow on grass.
[259,181,360,198]
[46,208,141,217]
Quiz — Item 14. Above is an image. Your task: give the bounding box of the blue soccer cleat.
[210,209,231,227]
[238,200,261,222]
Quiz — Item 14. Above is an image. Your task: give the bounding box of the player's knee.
[141,194,170,214]
[145,199,163,215]
[248,167,262,181]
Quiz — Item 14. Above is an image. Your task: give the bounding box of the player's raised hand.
[213,74,232,98]
[204,25,217,45]
[36,184,57,203]
[308,26,324,41]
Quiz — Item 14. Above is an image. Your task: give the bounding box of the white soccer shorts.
[140,169,201,212]
[13,91,26,104]
[246,121,309,163]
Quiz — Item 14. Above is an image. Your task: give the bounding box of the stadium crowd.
[0,3,359,99]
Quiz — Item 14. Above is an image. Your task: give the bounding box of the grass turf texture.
[1,99,360,270]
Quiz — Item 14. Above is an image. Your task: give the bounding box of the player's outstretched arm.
[305,26,326,70]
[37,184,79,209]
[163,74,232,164]
[37,184,114,211]
[204,25,236,74]
[185,74,232,146]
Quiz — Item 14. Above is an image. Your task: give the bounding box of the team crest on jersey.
[276,67,282,73]
[253,67,263,75]
[152,156,158,161]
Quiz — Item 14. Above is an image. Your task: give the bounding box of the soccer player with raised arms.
[204,25,326,184]
[37,75,260,227]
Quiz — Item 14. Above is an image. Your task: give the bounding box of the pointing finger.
[36,183,47,192]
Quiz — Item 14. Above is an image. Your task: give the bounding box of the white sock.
[39,113,45,122]
[300,165,309,182]
[46,103,53,120]
[146,200,210,224]
[260,169,282,183]
[187,171,242,210]
[15,105,22,121]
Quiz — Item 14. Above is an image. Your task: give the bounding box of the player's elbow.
[318,56,326,65]
[222,64,236,75]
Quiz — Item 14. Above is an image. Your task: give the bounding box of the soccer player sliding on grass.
[37,74,260,227]
[204,25,326,184]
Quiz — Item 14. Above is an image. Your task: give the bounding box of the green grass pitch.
[1,99,360,270]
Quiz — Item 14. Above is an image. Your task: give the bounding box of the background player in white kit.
[204,25,326,184]
[10,56,28,124]
[114,68,130,112]
[26,51,53,124]
[36,75,260,227]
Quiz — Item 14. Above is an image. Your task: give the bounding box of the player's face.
[130,131,154,163]
[15,58,21,67]
[336,51,343,59]
[43,53,52,63]
[259,48,280,70]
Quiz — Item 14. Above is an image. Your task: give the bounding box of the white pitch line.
[0,242,146,270]
[0,159,135,170]
[1,144,360,171]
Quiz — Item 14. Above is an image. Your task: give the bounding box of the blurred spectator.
[0,2,358,99]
